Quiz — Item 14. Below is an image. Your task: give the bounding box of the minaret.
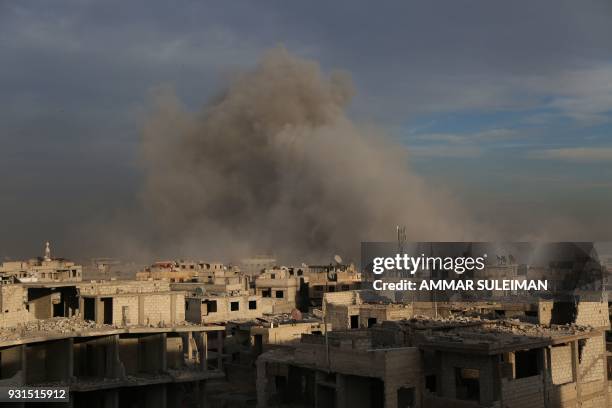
[44,241,51,261]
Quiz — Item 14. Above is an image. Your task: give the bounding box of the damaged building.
[257,293,612,408]
[0,318,225,407]
[323,290,414,330]
[0,271,229,407]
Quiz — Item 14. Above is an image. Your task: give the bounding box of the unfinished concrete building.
[258,293,612,408]
[228,316,330,355]
[323,290,414,330]
[185,292,271,324]
[0,270,236,407]
[0,319,225,407]
[77,280,185,326]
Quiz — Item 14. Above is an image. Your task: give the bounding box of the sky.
[1,0,612,259]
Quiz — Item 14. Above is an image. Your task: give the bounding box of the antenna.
[396,225,407,255]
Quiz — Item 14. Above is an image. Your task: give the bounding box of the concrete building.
[185,293,271,324]
[136,260,230,282]
[0,242,82,283]
[0,272,232,407]
[306,263,362,306]
[0,319,225,407]
[77,280,185,327]
[323,290,414,330]
[255,267,303,313]
[257,295,611,408]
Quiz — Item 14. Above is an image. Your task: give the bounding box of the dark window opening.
[350,315,359,329]
[425,375,437,392]
[455,368,480,401]
[262,289,271,298]
[83,298,95,321]
[270,273,276,279]
[495,310,505,317]
[249,300,257,310]
[206,300,218,313]
[230,301,240,311]
[551,301,577,325]
[328,286,335,292]
[341,285,350,291]
[397,387,415,408]
[367,317,377,328]
[515,349,540,378]
[102,297,113,325]
[275,291,284,299]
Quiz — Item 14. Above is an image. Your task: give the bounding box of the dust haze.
[137,48,476,262]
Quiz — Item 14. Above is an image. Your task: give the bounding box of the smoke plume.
[140,48,475,262]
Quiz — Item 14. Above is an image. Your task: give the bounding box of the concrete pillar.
[203,331,208,369]
[105,335,123,378]
[256,359,269,408]
[479,358,495,406]
[46,338,73,382]
[216,330,223,370]
[170,294,176,325]
[336,374,347,408]
[571,340,581,401]
[95,297,103,324]
[194,332,208,371]
[138,296,145,325]
[78,297,84,319]
[160,333,168,372]
[20,344,26,386]
[139,333,167,374]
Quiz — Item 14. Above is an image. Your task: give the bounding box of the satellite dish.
[334,254,343,265]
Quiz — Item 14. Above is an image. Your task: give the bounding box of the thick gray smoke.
[140,48,475,262]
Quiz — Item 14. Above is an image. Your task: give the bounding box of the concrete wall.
[326,303,412,330]
[78,280,172,296]
[501,374,545,408]
[0,285,33,329]
[575,300,610,328]
[187,295,264,324]
[251,322,328,347]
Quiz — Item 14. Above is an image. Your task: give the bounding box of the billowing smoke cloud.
[139,48,476,262]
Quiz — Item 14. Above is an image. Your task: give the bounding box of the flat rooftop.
[0,316,224,347]
[413,316,601,354]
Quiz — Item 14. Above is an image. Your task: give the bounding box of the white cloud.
[528,147,612,162]
[410,128,520,144]
[409,145,483,158]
